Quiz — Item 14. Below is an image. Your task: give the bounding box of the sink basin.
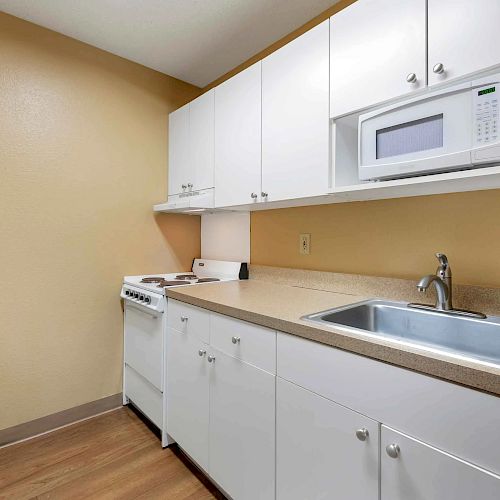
[302,300,500,365]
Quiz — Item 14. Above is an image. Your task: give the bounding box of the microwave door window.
[376,114,444,160]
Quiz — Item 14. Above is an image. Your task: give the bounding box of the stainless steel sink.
[302,300,500,365]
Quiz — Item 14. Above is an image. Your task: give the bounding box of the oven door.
[124,300,165,391]
[359,84,473,180]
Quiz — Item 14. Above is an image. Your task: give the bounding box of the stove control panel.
[120,285,164,312]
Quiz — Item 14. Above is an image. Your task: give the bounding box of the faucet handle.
[435,253,451,277]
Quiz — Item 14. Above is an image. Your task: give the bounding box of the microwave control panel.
[473,84,499,146]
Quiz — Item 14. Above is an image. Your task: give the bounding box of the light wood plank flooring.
[0,407,225,499]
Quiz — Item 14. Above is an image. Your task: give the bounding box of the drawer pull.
[180,316,188,322]
[355,428,369,441]
[386,443,400,459]
[198,349,206,357]
[207,355,216,363]
[231,336,241,344]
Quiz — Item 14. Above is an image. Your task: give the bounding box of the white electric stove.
[120,259,247,447]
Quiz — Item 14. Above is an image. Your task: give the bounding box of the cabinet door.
[168,103,189,196]
[276,378,379,500]
[428,0,500,86]
[209,350,275,500]
[330,0,426,117]
[189,90,214,191]
[166,328,209,471]
[262,20,329,202]
[215,62,262,208]
[381,426,500,500]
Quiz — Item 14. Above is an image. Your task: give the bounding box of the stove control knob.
[144,296,151,304]
[139,295,145,301]
[125,290,130,296]
[133,292,139,299]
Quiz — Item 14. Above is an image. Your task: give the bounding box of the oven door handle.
[125,301,162,318]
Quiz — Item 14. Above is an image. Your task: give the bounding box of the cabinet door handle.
[180,316,188,322]
[261,192,268,198]
[181,184,187,190]
[406,73,417,84]
[187,183,193,189]
[198,349,206,357]
[251,192,258,199]
[231,336,241,344]
[355,428,369,441]
[433,62,445,74]
[386,443,400,458]
[207,355,216,363]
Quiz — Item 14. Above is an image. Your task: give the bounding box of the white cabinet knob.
[251,193,258,199]
[231,336,241,344]
[386,443,400,458]
[187,183,193,189]
[355,428,369,441]
[181,184,187,190]
[180,316,188,322]
[207,355,216,363]
[261,192,268,198]
[406,73,417,84]
[198,349,206,357]
[433,63,445,74]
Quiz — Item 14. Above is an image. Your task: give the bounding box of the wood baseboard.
[0,393,123,448]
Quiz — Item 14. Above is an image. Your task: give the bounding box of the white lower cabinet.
[209,349,275,500]
[276,377,379,500]
[166,327,209,471]
[167,302,500,499]
[381,426,500,500]
[166,300,276,499]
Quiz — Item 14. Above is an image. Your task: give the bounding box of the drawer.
[167,299,210,343]
[124,365,163,429]
[211,313,276,373]
[277,332,500,475]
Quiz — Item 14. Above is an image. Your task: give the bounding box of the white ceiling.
[0,0,339,87]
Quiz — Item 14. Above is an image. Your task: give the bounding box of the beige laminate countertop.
[166,280,500,396]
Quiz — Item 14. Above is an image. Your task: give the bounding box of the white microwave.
[358,74,500,181]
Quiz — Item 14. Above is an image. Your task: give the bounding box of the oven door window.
[376,114,444,160]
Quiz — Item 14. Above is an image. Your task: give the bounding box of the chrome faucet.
[409,253,486,318]
[416,253,452,310]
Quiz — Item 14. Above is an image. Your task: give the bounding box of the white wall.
[201,212,250,262]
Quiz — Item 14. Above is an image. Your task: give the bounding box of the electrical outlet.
[299,234,311,255]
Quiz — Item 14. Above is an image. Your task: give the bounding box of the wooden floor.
[0,407,225,499]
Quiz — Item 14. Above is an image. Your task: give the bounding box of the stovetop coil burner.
[157,280,189,287]
[197,278,221,283]
[141,277,165,283]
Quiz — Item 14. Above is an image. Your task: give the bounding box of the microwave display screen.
[478,86,495,96]
[376,114,443,159]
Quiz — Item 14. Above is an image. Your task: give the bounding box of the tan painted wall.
[251,190,500,288]
[0,12,201,430]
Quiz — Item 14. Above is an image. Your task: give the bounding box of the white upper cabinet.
[262,20,330,202]
[428,0,500,87]
[168,103,189,196]
[214,62,262,208]
[330,0,426,117]
[167,90,214,197]
[189,89,214,191]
